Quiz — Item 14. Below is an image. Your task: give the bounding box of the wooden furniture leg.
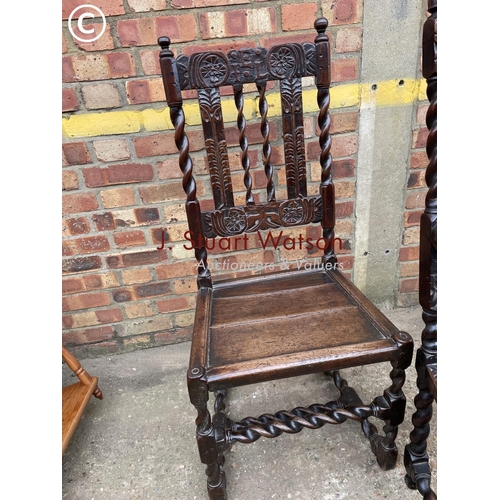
[62,346,103,455]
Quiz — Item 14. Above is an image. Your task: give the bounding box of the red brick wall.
[62,0,423,357]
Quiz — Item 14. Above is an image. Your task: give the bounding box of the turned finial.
[158,36,173,57]
[314,18,328,39]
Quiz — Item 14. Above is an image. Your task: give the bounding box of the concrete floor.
[62,306,437,499]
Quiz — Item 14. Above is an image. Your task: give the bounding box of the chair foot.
[327,368,407,471]
[206,455,227,500]
[369,433,398,470]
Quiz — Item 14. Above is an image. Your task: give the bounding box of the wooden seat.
[404,1,437,498]
[62,346,102,455]
[200,268,403,389]
[158,17,414,500]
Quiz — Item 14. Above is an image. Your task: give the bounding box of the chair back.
[158,18,336,287]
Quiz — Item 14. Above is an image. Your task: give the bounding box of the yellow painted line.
[62,78,427,139]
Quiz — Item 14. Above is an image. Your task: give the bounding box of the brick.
[82,83,121,110]
[156,261,196,280]
[125,78,164,104]
[172,275,196,294]
[62,1,125,19]
[335,27,363,53]
[62,57,75,83]
[121,268,152,285]
[61,277,84,295]
[71,24,114,52]
[62,256,102,274]
[64,217,90,236]
[101,187,136,208]
[93,139,130,162]
[82,274,103,290]
[154,328,191,345]
[413,128,429,148]
[128,0,166,12]
[226,121,278,147]
[139,49,161,75]
[135,282,171,298]
[405,210,423,227]
[115,316,172,337]
[72,235,110,254]
[112,209,139,228]
[95,308,123,323]
[92,212,116,231]
[67,54,109,81]
[83,163,154,187]
[410,151,428,169]
[62,170,79,191]
[62,88,78,112]
[260,33,321,50]
[132,211,158,228]
[113,289,133,302]
[123,334,151,347]
[335,201,354,218]
[173,0,248,6]
[407,170,426,189]
[125,302,155,319]
[107,52,136,78]
[322,0,362,26]
[63,193,98,214]
[330,112,358,134]
[119,15,197,46]
[157,158,183,180]
[107,250,167,268]
[62,142,91,165]
[402,226,420,246]
[174,311,194,328]
[401,261,419,278]
[406,191,426,209]
[133,132,178,157]
[332,57,358,82]
[417,104,429,125]
[63,241,76,256]
[281,3,318,31]
[114,230,147,248]
[307,135,358,160]
[399,278,418,293]
[399,246,419,262]
[62,32,68,54]
[157,296,195,313]
[62,292,111,312]
[200,9,275,40]
[139,183,204,204]
[183,40,257,57]
[62,326,114,345]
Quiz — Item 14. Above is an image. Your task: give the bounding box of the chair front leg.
[189,369,228,500]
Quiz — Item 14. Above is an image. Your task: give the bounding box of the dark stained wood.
[158,18,415,500]
[404,1,437,498]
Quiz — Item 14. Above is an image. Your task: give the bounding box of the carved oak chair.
[62,346,103,455]
[158,18,414,500]
[404,1,437,498]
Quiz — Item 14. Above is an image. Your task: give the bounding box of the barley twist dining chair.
[404,1,437,498]
[158,18,414,500]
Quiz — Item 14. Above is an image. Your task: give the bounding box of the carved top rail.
[175,44,318,90]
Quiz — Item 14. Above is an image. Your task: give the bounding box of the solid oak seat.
[201,268,402,389]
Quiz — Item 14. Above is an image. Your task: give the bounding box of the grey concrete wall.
[353,0,425,307]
